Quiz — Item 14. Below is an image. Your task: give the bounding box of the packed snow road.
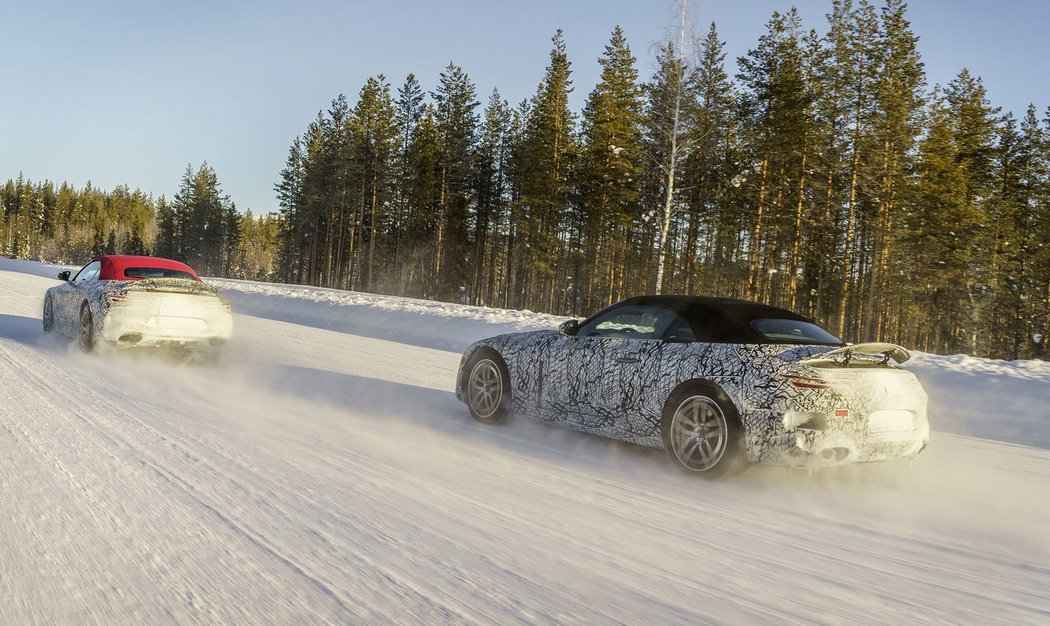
[1,260,1048,624]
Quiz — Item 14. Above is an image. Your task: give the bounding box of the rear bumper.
[101,312,233,349]
[749,410,930,467]
[773,423,929,467]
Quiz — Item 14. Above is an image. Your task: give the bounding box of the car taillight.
[780,374,830,389]
[106,294,126,302]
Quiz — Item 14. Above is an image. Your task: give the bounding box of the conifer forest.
[4,0,1049,359]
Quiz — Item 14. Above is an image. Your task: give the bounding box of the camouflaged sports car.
[43,255,233,354]
[456,296,929,478]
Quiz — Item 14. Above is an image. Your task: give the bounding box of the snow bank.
[206,276,568,352]
[905,352,1050,449]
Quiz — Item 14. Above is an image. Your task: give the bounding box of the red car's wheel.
[42,295,54,332]
[78,303,95,352]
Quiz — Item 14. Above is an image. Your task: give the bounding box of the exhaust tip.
[118,333,142,345]
[818,447,852,463]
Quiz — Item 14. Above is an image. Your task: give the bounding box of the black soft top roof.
[614,295,813,344]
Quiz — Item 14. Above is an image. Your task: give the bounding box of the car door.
[570,304,683,434]
[66,260,102,334]
[56,261,100,334]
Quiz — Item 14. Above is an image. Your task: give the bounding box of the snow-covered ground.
[1,257,1047,623]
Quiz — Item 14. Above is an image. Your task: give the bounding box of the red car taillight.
[780,374,830,389]
[106,293,126,302]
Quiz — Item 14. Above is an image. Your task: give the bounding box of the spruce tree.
[390,74,426,288]
[518,30,576,312]
[351,75,397,291]
[579,26,644,309]
[431,63,479,300]
[736,8,814,309]
[473,88,513,305]
[644,31,696,296]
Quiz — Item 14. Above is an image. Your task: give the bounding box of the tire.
[42,295,54,332]
[464,349,510,425]
[661,382,747,479]
[78,303,95,352]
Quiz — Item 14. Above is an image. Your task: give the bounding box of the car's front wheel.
[661,383,747,478]
[465,349,510,425]
[78,303,95,352]
[42,295,54,332]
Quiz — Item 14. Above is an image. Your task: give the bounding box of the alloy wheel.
[669,395,728,471]
[467,359,503,419]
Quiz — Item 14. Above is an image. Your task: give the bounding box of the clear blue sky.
[3,0,1047,214]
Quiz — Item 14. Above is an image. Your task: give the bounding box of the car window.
[662,315,697,342]
[751,318,842,345]
[577,304,683,341]
[72,261,101,284]
[124,267,197,281]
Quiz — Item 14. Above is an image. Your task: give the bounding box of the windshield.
[751,318,843,345]
[124,267,198,281]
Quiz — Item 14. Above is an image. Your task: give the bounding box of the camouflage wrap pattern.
[458,331,929,467]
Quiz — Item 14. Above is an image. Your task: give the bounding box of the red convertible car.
[43,255,233,353]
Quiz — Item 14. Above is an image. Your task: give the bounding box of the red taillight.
[780,374,830,389]
[106,293,126,302]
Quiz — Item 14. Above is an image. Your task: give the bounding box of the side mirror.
[559,319,579,337]
[58,270,71,282]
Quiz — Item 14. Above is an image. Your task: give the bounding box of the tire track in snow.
[0,340,357,622]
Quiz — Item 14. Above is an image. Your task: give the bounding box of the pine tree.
[911,87,976,353]
[517,30,576,312]
[736,8,815,310]
[404,105,441,297]
[945,69,1002,353]
[351,75,397,291]
[431,63,479,299]
[862,0,925,340]
[679,22,735,296]
[644,18,697,296]
[169,163,239,276]
[473,89,514,305]
[579,26,644,309]
[275,136,306,282]
[390,74,426,289]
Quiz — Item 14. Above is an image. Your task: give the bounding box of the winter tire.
[465,350,510,425]
[42,296,54,332]
[78,303,95,352]
[661,383,747,478]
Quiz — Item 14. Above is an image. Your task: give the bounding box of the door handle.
[615,357,640,364]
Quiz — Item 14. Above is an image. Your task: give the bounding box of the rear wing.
[800,342,911,367]
[124,278,219,297]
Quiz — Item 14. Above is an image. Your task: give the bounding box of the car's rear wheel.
[42,295,54,332]
[465,350,510,425]
[78,303,94,352]
[661,383,747,478]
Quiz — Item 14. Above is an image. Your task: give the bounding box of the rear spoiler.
[124,278,219,296]
[800,342,911,366]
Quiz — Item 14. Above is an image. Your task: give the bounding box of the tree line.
[4,0,1049,359]
[1,165,280,281]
